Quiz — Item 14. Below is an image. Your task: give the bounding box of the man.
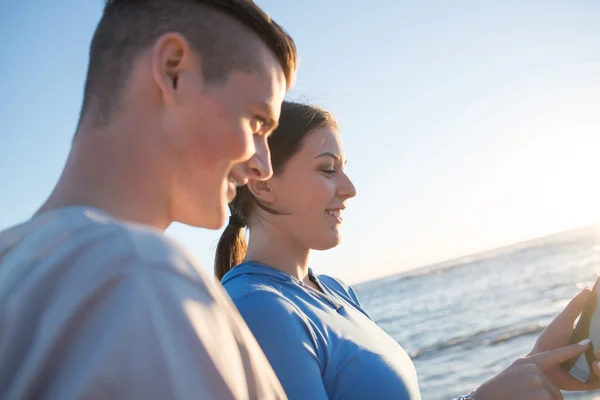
[0,0,297,399]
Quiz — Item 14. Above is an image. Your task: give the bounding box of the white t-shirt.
[0,207,286,400]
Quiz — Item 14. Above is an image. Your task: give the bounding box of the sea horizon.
[353,222,600,287]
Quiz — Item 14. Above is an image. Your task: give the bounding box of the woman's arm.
[234,292,329,400]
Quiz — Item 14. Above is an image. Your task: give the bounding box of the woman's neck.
[245,224,312,284]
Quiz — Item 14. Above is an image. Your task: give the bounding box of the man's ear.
[151,32,197,104]
[247,179,276,204]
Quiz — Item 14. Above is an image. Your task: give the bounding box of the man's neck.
[38,130,172,230]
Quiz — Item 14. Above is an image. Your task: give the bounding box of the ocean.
[354,225,600,400]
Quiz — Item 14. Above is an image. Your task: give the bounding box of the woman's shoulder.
[317,274,351,293]
[222,271,284,301]
[226,278,317,337]
[317,274,362,307]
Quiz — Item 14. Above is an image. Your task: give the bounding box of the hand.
[529,288,600,391]
[473,341,591,399]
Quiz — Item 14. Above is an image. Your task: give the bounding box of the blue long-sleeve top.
[221,262,422,399]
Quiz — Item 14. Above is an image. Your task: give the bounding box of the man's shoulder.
[77,208,208,283]
[0,209,286,400]
[0,207,206,283]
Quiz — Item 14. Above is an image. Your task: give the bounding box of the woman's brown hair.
[214,101,338,280]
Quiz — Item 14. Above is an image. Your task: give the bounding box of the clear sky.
[2,0,600,284]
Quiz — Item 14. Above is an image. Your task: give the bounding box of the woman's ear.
[247,179,276,204]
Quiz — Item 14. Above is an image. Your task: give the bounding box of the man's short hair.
[81,0,297,126]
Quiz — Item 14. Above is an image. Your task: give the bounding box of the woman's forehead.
[302,127,343,156]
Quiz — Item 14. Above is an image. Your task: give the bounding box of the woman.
[215,101,600,399]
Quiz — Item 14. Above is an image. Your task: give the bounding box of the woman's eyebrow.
[314,152,347,165]
[314,152,340,160]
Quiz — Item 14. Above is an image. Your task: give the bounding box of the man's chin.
[176,209,226,230]
[226,185,238,204]
[180,219,222,230]
[205,209,228,230]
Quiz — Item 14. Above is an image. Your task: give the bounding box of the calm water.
[354,226,600,400]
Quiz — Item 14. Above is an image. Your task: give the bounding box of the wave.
[361,259,479,291]
[365,245,547,290]
[358,226,600,291]
[409,322,545,360]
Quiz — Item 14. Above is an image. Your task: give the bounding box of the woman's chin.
[312,233,342,251]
